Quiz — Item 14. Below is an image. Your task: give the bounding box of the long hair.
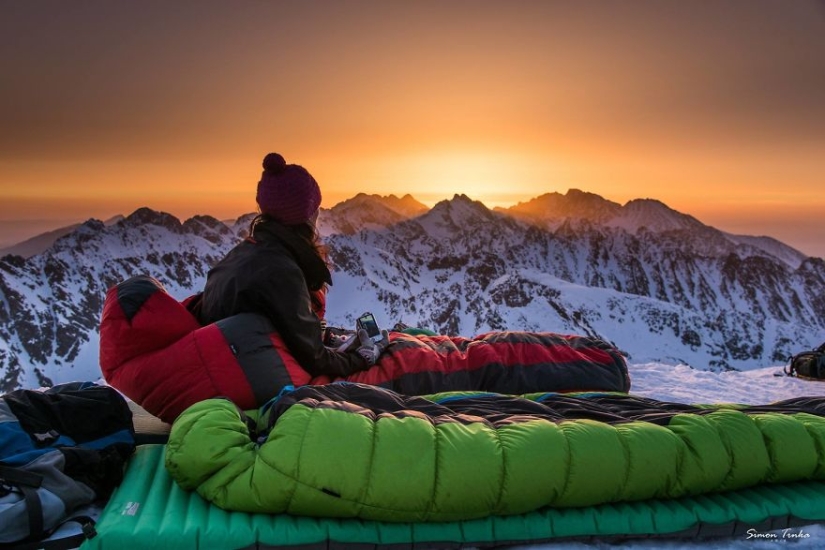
[248,213,329,317]
[249,213,328,263]
[290,219,329,266]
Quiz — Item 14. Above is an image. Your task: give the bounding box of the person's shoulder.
[245,241,303,277]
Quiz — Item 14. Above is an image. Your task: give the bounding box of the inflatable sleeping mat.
[82,445,825,549]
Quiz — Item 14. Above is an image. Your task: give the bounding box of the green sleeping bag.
[165,384,825,522]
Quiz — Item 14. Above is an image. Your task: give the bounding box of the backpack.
[785,343,825,380]
[0,382,135,549]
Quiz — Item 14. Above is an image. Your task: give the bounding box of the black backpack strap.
[816,352,825,379]
[0,464,44,541]
[20,484,44,543]
[784,355,797,377]
[40,516,97,550]
[0,515,97,550]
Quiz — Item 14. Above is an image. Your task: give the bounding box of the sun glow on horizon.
[341,148,569,210]
[409,192,540,210]
[2,2,824,256]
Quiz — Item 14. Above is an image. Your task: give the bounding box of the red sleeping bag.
[100,275,630,423]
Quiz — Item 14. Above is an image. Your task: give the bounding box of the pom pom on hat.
[262,152,286,174]
[256,152,322,225]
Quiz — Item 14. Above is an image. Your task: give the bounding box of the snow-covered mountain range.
[1,190,823,391]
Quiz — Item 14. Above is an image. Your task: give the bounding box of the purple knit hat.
[255,153,322,225]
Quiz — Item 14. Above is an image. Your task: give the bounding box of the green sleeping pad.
[82,445,825,549]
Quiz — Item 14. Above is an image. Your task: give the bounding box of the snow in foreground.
[512,363,825,549]
[629,362,824,405]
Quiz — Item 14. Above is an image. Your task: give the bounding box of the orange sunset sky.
[1,1,824,256]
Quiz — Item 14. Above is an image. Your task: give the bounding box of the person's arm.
[245,264,368,378]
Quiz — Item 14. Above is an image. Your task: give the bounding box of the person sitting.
[194,152,380,377]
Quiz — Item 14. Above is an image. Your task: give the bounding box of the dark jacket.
[197,219,367,377]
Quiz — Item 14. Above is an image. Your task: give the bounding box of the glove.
[356,328,390,367]
[324,325,364,352]
[325,329,357,351]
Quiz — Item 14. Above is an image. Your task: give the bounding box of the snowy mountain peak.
[360,193,428,218]
[504,191,710,236]
[182,215,235,244]
[725,233,808,269]
[612,198,705,234]
[317,193,428,237]
[502,189,622,229]
[560,188,623,217]
[394,193,428,215]
[0,224,83,260]
[428,194,495,223]
[183,214,224,229]
[408,194,518,248]
[333,193,428,217]
[121,207,183,232]
[75,218,105,234]
[437,193,490,212]
[0,214,125,260]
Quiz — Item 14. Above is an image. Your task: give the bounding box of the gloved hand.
[356,328,390,367]
[324,325,363,352]
[325,329,357,350]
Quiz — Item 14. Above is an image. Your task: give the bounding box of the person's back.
[198,220,318,327]
[195,152,377,377]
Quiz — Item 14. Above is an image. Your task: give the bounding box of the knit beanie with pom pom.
[255,153,322,225]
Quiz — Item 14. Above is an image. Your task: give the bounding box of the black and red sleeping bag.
[100,275,630,424]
